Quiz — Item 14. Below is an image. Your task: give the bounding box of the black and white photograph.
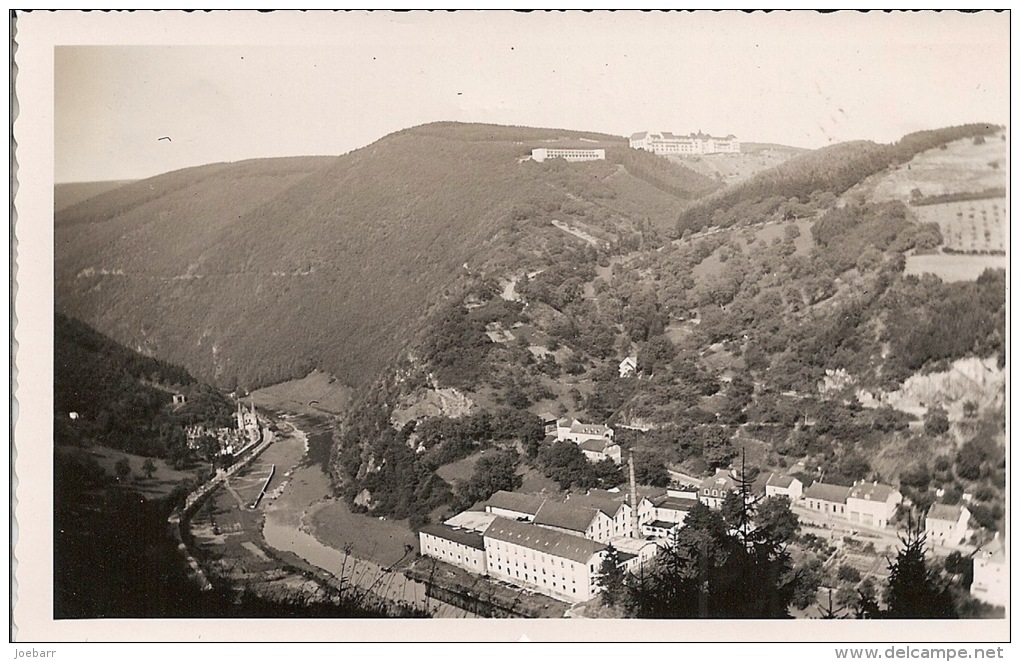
[11,9,1011,648]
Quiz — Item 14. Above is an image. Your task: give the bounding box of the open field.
[904,253,1006,283]
[666,147,804,185]
[307,499,419,568]
[251,370,353,416]
[869,135,1008,203]
[912,197,1006,253]
[77,445,202,499]
[435,450,485,484]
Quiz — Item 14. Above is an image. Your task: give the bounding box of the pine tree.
[882,519,958,619]
[595,544,627,607]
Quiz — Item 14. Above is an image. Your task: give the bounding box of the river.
[259,418,473,618]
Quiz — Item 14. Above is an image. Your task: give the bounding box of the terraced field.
[914,197,1006,253]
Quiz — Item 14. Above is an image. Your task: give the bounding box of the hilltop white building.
[531,147,606,163]
[630,131,740,155]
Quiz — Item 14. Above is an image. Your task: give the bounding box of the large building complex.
[531,146,606,163]
[629,131,740,155]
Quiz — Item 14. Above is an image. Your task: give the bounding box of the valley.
[54,120,1007,620]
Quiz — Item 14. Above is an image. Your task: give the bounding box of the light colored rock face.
[354,488,373,508]
[389,387,476,429]
[857,356,1004,419]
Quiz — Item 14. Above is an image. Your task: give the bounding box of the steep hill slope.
[56,122,719,390]
[54,179,135,212]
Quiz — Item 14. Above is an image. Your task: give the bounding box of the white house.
[619,356,638,378]
[764,473,804,501]
[556,419,615,445]
[483,517,608,603]
[484,490,546,522]
[971,536,1007,608]
[699,469,740,509]
[638,494,698,538]
[846,482,902,530]
[803,482,852,519]
[925,503,971,548]
[419,522,488,574]
[578,438,623,465]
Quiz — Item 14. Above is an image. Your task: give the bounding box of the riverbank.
[258,419,472,617]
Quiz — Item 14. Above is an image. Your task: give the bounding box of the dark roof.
[484,490,545,516]
[803,482,852,503]
[927,504,965,522]
[419,523,486,550]
[849,483,900,502]
[630,132,648,141]
[647,520,680,529]
[534,141,610,151]
[484,517,606,563]
[567,494,626,518]
[766,473,798,488]
[657,497,699,512]
[533,500,599,532]
[578,438,613,452]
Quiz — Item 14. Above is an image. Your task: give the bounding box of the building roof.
[444,510,497,533]
[484,490,546,516]
[556,417,573,429]
[419,523,486,550]
[803,482,852,504]
[569,420,612,436]
[630,132,648,141]
[537,411,558,423]
[656,496,700,512]
[767,473,795,487]
[567,494,627,518]
[701,469,737,492]
[926,504,966,523]
[578,438,614,453]
[533,141,610,151]
[647,519,680,529]
[484,517,606,564]
[533,500,599,533]
[848,482,900,502]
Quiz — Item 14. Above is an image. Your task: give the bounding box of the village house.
[970,535,1007,608]
[638,493,699,538]
[699,468,740,509]
[925,503,971,548]
[629,131,740,155]
[803,482,852,519]
[578,437,623,465]
[846,482,902,530]
[483,517,608,603]
[764,473,804,501]
[484,490,546,522]
[555,418,615,445]
[618,356,638,378]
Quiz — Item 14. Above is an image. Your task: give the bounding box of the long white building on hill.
[630,131,740,155]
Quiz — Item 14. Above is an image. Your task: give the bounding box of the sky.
[53,11,1010,183]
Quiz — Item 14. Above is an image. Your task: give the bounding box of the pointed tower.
[236,399,244,433]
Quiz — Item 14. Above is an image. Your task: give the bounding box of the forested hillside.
[324,123,1005,533]
[55,312,234,458]
[56,123,717,391]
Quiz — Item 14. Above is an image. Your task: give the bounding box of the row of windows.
[492,565,579,595]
